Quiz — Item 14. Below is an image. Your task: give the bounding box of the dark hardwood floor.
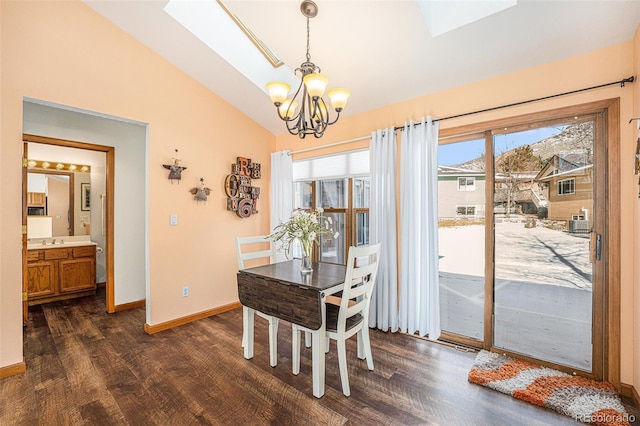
[2,291,638,425]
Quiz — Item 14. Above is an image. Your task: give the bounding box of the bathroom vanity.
[26,240,97,305]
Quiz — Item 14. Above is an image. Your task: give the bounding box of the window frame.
[293,177,369,265]
[458,176,476,191]
[557,178,575,195]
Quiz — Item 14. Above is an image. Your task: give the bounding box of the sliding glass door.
[437,104,610,379]
[437,137,486,342]
[492,119,597,372]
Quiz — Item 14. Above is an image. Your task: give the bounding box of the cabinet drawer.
[73,246,96,258]
[44,248,69,260]
[26,251,40,262]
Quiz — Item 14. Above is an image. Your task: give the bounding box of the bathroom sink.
[28,240,97,249]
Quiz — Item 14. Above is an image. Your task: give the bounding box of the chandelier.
[266,0,350,139]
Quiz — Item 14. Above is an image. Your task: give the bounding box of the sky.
[438,125,567,166]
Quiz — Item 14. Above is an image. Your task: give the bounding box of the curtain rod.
[289,75,635,155]
[393,75,635,131]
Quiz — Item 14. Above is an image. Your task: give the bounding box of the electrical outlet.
[182,286,189,297]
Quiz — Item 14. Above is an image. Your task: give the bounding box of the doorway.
[22,135,115,322]
[436,99,620,385]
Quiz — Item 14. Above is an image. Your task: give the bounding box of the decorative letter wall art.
[224,157,261,218]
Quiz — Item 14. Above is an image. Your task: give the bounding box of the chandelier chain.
[305,16,311,63]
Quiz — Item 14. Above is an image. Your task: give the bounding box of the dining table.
[237,259,346,398]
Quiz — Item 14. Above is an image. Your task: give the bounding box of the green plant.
[537,206,548,219]
[267,208,338,258]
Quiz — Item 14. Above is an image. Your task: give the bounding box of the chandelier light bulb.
[328,88,351,111]
[266,81,290,105]
[303,73,329,98]
[279,99,299,119]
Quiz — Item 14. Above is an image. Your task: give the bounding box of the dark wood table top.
[238,260,347,330]
[239,260,346,292]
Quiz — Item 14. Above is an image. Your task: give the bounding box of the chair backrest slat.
[337,243,382,331]
[236,235,275,270]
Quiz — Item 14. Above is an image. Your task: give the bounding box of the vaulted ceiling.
[84,1,640,135]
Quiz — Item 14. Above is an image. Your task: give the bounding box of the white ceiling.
[84,1,640,136]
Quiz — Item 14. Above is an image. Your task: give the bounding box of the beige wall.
[277,38,638,385]
[1,1,274,368]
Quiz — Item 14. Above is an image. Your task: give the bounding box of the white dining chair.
[236,235,280,367]
[291,242,382,396]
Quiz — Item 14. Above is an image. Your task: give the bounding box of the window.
[318,179,348,209]
[558,178,575,195]
[293,151,370,265]
[458,177,476,191]
[456,206,476,216]
[294,181,313,209]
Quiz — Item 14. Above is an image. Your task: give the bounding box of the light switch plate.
[170,214,178,226]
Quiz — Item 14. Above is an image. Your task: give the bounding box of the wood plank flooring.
[2,291,638,425]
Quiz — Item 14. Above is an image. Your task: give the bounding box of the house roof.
[536,154,594,181]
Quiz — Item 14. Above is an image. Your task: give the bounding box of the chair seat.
[325,302,363,333]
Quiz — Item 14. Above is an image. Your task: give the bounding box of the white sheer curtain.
[270,150,293,262]
[399,117,441,340]
[369,128,399,332]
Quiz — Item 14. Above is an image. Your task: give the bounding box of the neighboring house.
[494,171,547,215]
[438,166,547,219]
[535,154,593,227]
[438,166,486,219]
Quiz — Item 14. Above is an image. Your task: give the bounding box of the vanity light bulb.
[68,164,77,171]
[80,166,89,172]
[27,160,37,168]
[41,161,50,169]
[56,163,64,170]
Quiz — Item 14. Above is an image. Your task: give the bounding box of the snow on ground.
[439,220,592,289]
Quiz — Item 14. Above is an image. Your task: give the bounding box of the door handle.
[595,234,602,261]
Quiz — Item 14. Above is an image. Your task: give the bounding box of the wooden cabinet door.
[27,260,57,298]
[27,192,46,206]
[59,257,95,293]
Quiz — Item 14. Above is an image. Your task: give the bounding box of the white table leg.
[243,306,255,359]
[311,325,325,398]
[268,317,279,367]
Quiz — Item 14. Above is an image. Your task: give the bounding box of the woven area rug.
[468,350,632,425]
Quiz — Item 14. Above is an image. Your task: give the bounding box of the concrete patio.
[438,220,593,371]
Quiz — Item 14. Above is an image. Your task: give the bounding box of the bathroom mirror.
[27,170,91,237]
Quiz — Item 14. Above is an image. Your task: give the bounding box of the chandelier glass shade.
[266,1,350,139]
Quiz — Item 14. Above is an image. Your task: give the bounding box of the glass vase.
[300,240,313,273]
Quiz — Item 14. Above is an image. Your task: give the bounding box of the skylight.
[164,0,298,94]
[419,0,517,37]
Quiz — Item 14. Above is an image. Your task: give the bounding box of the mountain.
[452,121,594,171]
